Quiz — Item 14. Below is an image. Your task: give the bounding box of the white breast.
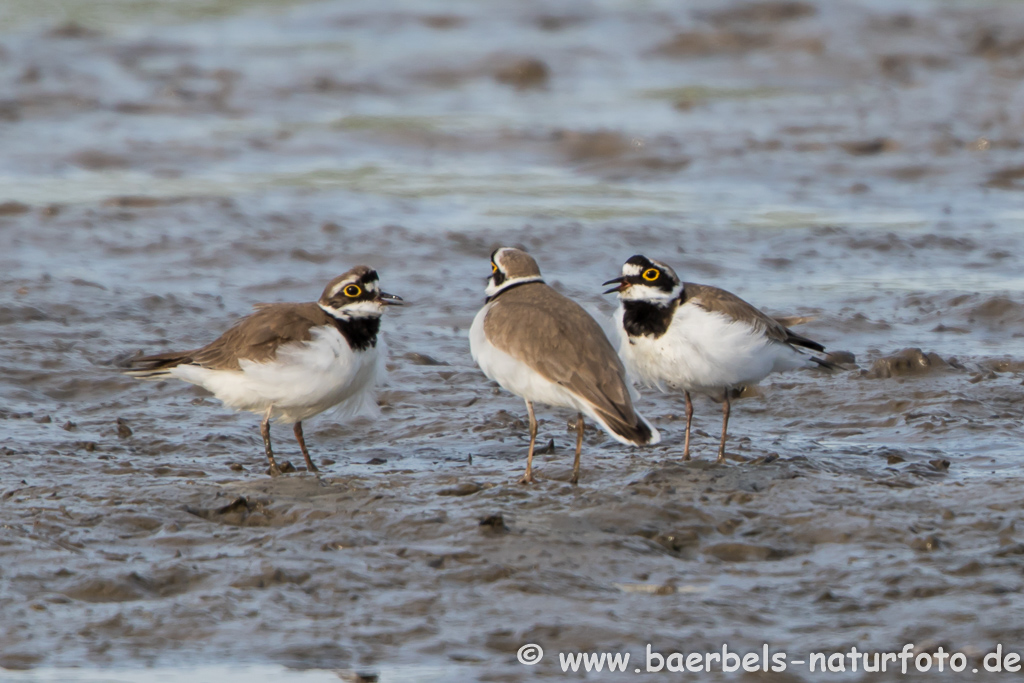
[615,302,810,395]
[170,325,385,424]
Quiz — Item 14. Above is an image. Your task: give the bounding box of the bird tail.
[587,405,661,446]
[121,350,195,379]
[785,329,826,353]
[777,324,839,371]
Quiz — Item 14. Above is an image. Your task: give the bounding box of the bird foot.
[518,473,538,485]
[266,460,296,476]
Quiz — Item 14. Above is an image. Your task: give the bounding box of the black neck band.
[622,295,680,339]
[486,279,544,303]
[329,315,381,351]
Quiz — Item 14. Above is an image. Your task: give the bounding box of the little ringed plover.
[604,255,833,462]
[125,266,402,475]
[470,247,660,484]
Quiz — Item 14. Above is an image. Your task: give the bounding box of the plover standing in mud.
[125,267,402,475]
[470,247,660,484]
[604,255,833,462]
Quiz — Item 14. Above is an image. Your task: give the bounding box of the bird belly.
[171,326,382,423]
[621,305,801,395]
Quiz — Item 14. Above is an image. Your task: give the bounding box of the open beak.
[378,291,404,306]
[602,276,629,295]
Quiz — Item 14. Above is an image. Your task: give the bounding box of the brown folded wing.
[129,302,328,373]
[484,283,648,440]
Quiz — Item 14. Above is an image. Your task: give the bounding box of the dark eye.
[642,268,659,282]
[491,262,497,273]
[344,284,362,297]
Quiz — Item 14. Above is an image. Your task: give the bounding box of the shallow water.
[3,0,1024,679]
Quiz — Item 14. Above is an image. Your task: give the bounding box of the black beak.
[602,276,629,295]
[378,291,404,306]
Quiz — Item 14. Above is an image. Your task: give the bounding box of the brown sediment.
[986,166,1024,189]
[493,57,549,89]
[654,29,823,57]
[0,201,32,215]
[864,348,951,379]
[839,138,899,156]
[705,2,816,25]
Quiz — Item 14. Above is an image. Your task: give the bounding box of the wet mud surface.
[3,0,1024,679]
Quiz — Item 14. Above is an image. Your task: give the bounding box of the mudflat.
[2,0,1024,678]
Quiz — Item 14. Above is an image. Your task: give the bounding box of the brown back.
[130,302,331,372]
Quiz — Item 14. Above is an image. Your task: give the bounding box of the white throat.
[319,301,384,320]
[619,282,682,303]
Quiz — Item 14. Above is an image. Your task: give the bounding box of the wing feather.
[189,303,326,370]
[484,284,640,429]
[126,302,327,375]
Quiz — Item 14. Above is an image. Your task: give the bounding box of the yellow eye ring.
[642,268,659,282]
[343,284,362,298]
[491,262,497,273]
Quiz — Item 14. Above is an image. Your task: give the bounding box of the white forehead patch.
[622,263,643,276]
